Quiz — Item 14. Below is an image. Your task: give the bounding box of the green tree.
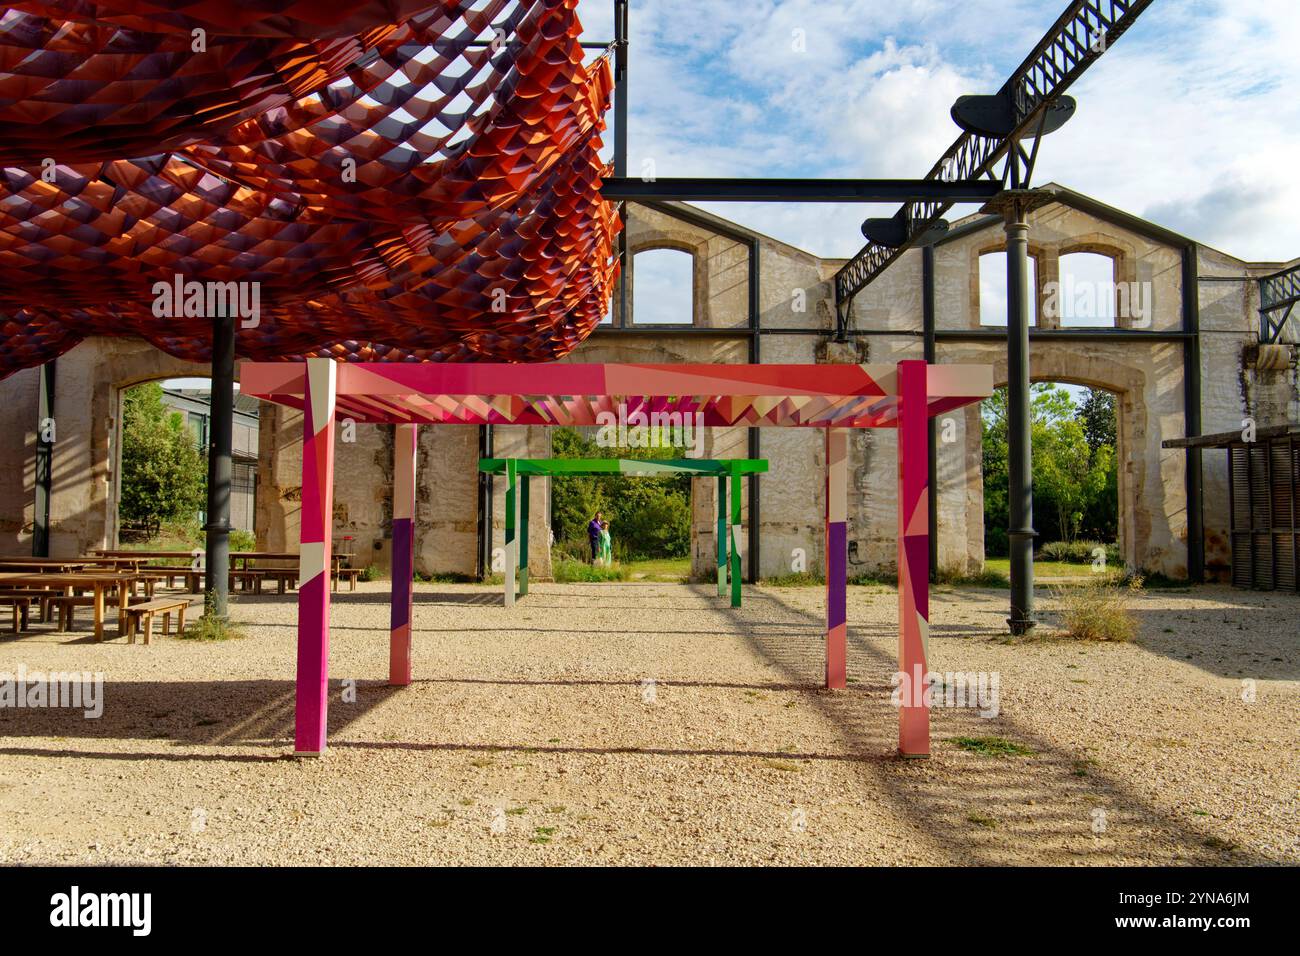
[549,426,692,560]
[120,383,206,526]
[982,384,1119,552]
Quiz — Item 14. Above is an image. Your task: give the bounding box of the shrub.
[936,565,1010,587]
[229,529,256,552]
[1055,580,1140,642]
[360,565,380,582]
[1038,540,1120,565]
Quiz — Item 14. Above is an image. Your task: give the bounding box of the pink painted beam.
[296,358,338,757]
[824,427,848,690]
[897,360,931,757]
[389,423,417,686]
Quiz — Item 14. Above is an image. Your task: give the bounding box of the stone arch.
[970,242,1049,328]
[937,338,1188,577]
[627,241,700,326]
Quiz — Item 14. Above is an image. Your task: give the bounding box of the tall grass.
[1054,578,1141,642]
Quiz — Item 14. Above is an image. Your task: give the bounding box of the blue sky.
[578,0,1300,263]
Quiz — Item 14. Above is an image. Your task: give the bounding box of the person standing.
[599,520,613,566]
[588,511,603,564]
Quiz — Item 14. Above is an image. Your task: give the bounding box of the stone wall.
[1,192,1293,585]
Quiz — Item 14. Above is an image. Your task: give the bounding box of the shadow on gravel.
[721,586,1278,866]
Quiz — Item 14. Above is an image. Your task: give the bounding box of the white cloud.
[579,0,1298,264]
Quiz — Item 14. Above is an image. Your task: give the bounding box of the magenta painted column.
[295,358,338,756]
[897,359,931,757]
[390,423,417,686]
[824,427,848,690]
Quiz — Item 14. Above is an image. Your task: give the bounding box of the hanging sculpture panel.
[0,0,620,377]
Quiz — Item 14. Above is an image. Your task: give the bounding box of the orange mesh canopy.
[0,0,621,376]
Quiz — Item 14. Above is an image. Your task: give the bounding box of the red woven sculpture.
[0,0,620,378]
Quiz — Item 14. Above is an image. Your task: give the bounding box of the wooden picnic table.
[0,559,92,573]
[0,570,140,641]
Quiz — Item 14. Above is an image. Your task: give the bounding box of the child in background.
[599,520,612,566]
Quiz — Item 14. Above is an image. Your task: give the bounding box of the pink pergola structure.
[241,359,993,758]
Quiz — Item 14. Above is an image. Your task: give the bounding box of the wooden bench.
[148,567,203,591]
[0,591,34,634]
[124,597,192,644]
[332,567,363,592]
[45,594,98,631]
[229,569,268,594]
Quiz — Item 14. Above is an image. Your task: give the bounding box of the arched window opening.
[1055,252,1118,327]
[632,248,694,325]
[978,251,1037,327]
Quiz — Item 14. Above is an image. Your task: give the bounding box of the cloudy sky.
[577,0,1298,264]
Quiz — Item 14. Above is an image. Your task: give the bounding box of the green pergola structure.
[478,458,770,608]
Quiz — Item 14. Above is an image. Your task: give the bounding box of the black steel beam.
[601,178,1002,204]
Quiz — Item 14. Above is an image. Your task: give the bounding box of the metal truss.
[833,0,1155,329]
[1260,263,1300,344]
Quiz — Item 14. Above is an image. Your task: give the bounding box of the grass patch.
[531,826,557,844]
[950,736,1036,758]
[359,565,380,582]
[1055,579,1140,642]
[179,610,245,642]
[625,557,690,582]
[935,565,1010,587]
[416,571,479,584]
[553,558,632,583]
[966,813,999,828]
[760,758,801,772]
[763,571,823,587]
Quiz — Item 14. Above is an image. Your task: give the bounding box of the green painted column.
[730,467,743,608]
[504,459,517,608]
[717,475,728,597]
[519,474,530,598]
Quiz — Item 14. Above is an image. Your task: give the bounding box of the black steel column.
[999,193,1039,634]
[33,359,55,557]
[1181,243,1204,582]
[747,237,761,583]
[204,313,235,618]
[476,424,494,581]
[922,246,938,583]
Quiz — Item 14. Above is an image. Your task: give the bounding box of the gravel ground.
[0,581,1295,866]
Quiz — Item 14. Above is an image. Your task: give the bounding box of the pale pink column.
[389,423,417,686]
[824,427,848,689]
[295,358,337,756]
[897,360,931,757]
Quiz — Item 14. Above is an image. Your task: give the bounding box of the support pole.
[717,475,727,597]
[389,423,417,686]
[295,358,337,756]
[33,360,55,557]
[897,360,931,757]
[613,0,629,328]
[729,468,742,608]
[204,312,235,619]
[988,191,1043,635]
[504,458,517,608]
[824,428,848,689]
[519,474,530,598]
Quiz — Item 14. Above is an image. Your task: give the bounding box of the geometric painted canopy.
[240,361,995,428]
[0,1,620,378]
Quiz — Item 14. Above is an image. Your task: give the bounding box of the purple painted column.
[390,423,417,686]
[825,427,848,689]
[897,359,931,757]
[296,358,337,756]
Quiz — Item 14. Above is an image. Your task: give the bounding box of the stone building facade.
[1,185,1295,582]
